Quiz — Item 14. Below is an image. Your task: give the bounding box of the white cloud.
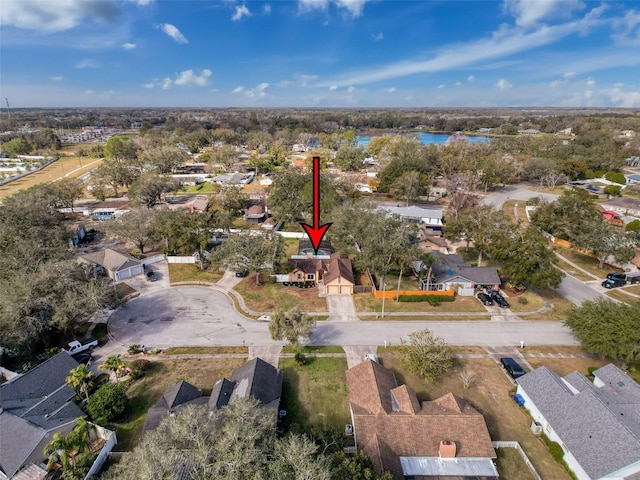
[0,0,118,32]
[372,32,383,41]
[437,84,446,89]
[495,78,513,91]
[563,71,575,78]
[232,5,251,21]
[502,0,584,27]
[235,83,270,97]
[76,59,100,69]
[329,85,338,91]
[159,23,188,44]
[347,86,356,93]
[455,81,462,87]
[614,82,624,88]
[275,80,291,88]
[124,0,154,5]
[550,80,561,87]
[174,69,212,87]
[143,82,155,89]
[161,77,173,90]
[319,6,606,88]
[232,86,245,94]
[121,42,137,50]
[263,4,272,15]
[296,74,318,86]
[50,76,63,81]
[384,87,396,93]
[467,75,475,83]
[612,9,640,46]
[298,0,372,17]
[609,86,640,107]
[586,77,596,86]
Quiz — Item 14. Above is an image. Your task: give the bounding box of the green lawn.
[168,263,224,283]
[178,182,217,194]
[278,357,351,433]
[554,246,622,279]
[281,345,344,354]
[233,277,328,312]
[353,293,486,313]
[501,200,530,226]
[554,257,594,281]
[522,288,576,321]
[163,346,249,355]
[505,290,546,313]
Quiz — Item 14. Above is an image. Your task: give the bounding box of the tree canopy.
[269,308,316,346]
[398,329,454,382]
[565,299,640,361]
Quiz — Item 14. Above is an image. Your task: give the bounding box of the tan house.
[346,359,497,479]
[79,248,144,282]
[286,253,355,295]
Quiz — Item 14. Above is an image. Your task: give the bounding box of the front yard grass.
[113,357,245,451]
[501,200,530,226]
[163,346,248,355]
[523,289,575,320]
[553,258,594,281]
[353,293,487,314]
[168,263,224,283]
[604,289,639,303]
[378,355,571,480]
[278,357,351,434]
[504,290,546,314]
[554,246,622,279]
[281,345,344,354]
[525,357,609,377]
[233,277,328,312]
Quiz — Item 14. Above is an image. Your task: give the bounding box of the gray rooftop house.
[378,205,444,230]
[142,358,283,434]
[0,353,85,479]
[412,252,500,296]
[516,364,640,480]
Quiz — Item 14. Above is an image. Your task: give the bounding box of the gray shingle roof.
[517,366,640,479]
[209,378,236,410]
[0,353,85,478]
[229,358,283,408]
[417,252,500,286]
[163,381,202,410]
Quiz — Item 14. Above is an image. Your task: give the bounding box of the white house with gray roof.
[516,364,640,480]
[378,205,444,230]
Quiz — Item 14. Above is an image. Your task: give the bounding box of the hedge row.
[398,294,455,304]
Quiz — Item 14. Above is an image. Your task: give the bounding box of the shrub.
[294,351,307,366]
[542,433,565,462]
[128,344,143,354]
[518,296,528,305]
[87,383,127,425]
[603,185,622,197]
[129,359,150,380]
[604,171,626,185]
[398,294,455,303]
[587,366,598,378]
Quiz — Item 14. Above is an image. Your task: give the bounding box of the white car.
[364,353,379,363]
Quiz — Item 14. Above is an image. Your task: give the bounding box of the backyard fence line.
[492,441,542,480]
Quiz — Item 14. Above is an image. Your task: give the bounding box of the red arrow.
[300,156,332,255]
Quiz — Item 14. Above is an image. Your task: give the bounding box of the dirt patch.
[526,357,610,376]
[234,277,328,312]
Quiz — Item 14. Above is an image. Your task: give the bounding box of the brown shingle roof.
[323,254,355,285]
[79,248,141,272]
[346,362,496,479]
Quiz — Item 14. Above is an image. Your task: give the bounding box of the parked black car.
[500,357,525,379]
[72,352,92,365]
[606,272,626,281]
[146,270,157,282]
[235,269,248,278]
[477,292,493,306]
[602,278,625,289]
[490,291,510,308]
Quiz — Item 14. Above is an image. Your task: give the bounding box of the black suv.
[146,270,157,282]
[500,357,525,379]
[490,291,510,308]
[606,272,626,281]
[477,292,493,306]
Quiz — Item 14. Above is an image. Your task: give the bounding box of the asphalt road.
[480,183,559,209]
[108,287,578,349]
[554,272,606,306]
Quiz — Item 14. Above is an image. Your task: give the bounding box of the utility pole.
[5,98,11,120]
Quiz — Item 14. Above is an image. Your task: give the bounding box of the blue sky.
[1,0,640,108]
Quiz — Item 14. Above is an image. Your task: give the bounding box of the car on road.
[477,292,494,306]
[602,278,625,289]
[146,270,157,282]
[235,269,248,278]
[490,291,510,309]
[606,272,626,281]
[500,357,525,379]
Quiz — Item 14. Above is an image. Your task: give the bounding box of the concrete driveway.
[108,286,279,349]
[481,183,559,209]
[327,295,358,322]
[121,260,170,294]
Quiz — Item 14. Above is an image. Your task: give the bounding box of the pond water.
[356,132,491,148]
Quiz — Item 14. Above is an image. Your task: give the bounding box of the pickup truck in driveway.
[64,339,98,355]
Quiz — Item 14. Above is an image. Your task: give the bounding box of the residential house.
[599,210,624,225]
[286,252,355,295]
[142,358,283,434]
[626,174,640,186]
[599,198,640,218]
[518,128,541,135]
[626,156,640,167]
[516,364,640,480]
[244,204,267,224]
[413,252,500,296]
[169,174,209,186]
[346,359,497,479]
[418,234,450,254]
[0,353,86,479]
[79,248,144,282]
[165,195,209,213]
[378,205,444,231]
[70,223,86,246]
[210,172,254,187]
[87,199,130,219]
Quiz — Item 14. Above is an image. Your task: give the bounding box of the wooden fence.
[365,269,454,299]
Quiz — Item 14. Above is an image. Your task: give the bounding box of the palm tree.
[45,418,96,479]
[99,354,125,382]
[66,365,94,402]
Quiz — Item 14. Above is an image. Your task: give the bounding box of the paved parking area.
[327,295,358,322]
[108,286,278,349]
[120,260,170,294]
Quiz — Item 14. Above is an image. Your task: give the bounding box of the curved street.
[107,286,578,350]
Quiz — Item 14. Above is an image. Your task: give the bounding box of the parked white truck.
[64,339,98,355]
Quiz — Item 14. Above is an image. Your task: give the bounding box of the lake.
[356,132,491,148]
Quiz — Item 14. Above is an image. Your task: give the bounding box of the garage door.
[117,269,133,281]
[326,285,340,294]
[340,285,352,294]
